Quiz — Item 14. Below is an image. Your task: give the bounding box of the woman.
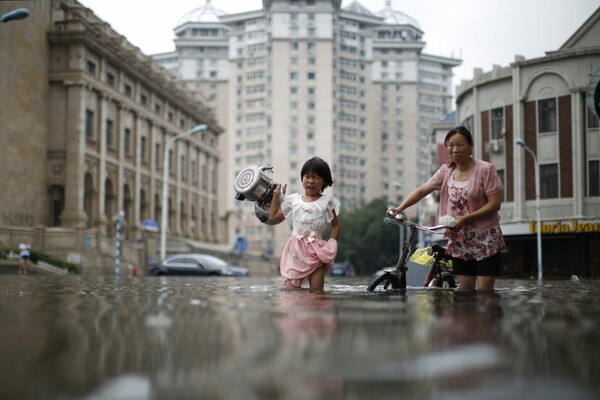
[388,126,506,291]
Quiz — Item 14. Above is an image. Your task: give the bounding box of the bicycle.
[366,214,456,291]
[421,243,456,289]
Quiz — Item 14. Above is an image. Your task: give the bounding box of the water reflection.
[0,275,599,399]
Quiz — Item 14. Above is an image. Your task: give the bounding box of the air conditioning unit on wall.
[489,139,503,153]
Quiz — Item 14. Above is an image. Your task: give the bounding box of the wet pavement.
[1,274,599,400]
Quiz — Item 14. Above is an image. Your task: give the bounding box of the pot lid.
[234,165,273,193]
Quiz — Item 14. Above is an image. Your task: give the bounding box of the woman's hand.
[447,215,467,232]
[272,183,281,196]
[386,207,402,218]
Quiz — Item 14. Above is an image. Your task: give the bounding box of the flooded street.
[1,274,599,400]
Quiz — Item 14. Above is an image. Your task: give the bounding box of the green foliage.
[29,249,78,273]
[336,198,401,275]
[0,246,75,272]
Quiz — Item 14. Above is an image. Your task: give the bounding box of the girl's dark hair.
[300,157,334,191]
[444,126,474,146]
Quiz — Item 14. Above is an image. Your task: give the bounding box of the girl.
[269,157,341,292]
[19,239,31,275]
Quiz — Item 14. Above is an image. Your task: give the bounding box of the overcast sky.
[79,0,599,87]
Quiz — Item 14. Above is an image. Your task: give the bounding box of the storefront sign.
[529,219,600,234]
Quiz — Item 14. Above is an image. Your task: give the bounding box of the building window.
[192,160,197,183]
[589,160,599,196]
[290,72,298,80]
[106,119,114,148]
[308,72,316,80]
[155,143,161,169]
[140,94,147,106]
[124,84,132,98]
[85,109,94,141]
[290,42,298,50]
[106,73,115,87]
[141,137,147,164]
[540,163,559,199]
[588,108,600,129]
[491,107,504,140]
[497,168,506,201]
[538,98,557,133]
[124,128,131,156]
[86,60,96,75]
[462,116,474,135]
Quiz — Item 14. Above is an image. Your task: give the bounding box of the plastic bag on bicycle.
[409,247,453,271]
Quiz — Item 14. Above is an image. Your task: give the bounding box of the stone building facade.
[1,0,223,268]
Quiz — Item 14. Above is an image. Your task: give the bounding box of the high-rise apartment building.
[153,0,460,256]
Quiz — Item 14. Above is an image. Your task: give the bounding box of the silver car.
[151,253,249,277]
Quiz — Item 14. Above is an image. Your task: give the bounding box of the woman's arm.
[387,182,436,216]
[453,191,501,230]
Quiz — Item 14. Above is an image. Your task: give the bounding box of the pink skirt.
[279,235,338,288]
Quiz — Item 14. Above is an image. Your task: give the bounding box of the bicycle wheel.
[367,272,401,291]
[440,275,456,289]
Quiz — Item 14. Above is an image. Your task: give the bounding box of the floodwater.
[1,274,599,400]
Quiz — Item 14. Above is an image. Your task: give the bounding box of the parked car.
[150,253,249,277]
[329,261,356,277]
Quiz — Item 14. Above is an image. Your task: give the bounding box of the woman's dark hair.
[444,126,474,146]
[300,157,334,191]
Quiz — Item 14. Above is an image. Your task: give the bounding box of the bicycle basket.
[409,247,433,266]
[409,246,453,270]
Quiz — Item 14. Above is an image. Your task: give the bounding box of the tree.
[336,198,402,275]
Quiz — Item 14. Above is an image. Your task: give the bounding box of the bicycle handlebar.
[383,216,450,233]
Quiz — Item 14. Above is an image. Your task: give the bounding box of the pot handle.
[259,166,274,173]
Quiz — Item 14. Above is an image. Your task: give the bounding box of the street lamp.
[516,138,543,282]
[160,124,207,260]
[1,8,30,23]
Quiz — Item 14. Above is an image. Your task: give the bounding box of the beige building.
[153,0,460,257]
[454,6,600,278]
[1,0,222,270]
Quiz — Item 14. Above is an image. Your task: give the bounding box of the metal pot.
[254,184,286,225]
[234,165,274,202]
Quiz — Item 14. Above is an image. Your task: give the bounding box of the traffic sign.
[143,219,159,232]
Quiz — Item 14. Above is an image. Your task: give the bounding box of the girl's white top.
[281,193,340,237]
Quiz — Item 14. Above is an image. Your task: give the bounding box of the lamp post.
[1,8,30,23]
[516,138,543,282]
[160,124,207,260]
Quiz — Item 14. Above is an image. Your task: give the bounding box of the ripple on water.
[1,275,599,399]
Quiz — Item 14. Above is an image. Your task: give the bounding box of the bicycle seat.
[429,243,452,261]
